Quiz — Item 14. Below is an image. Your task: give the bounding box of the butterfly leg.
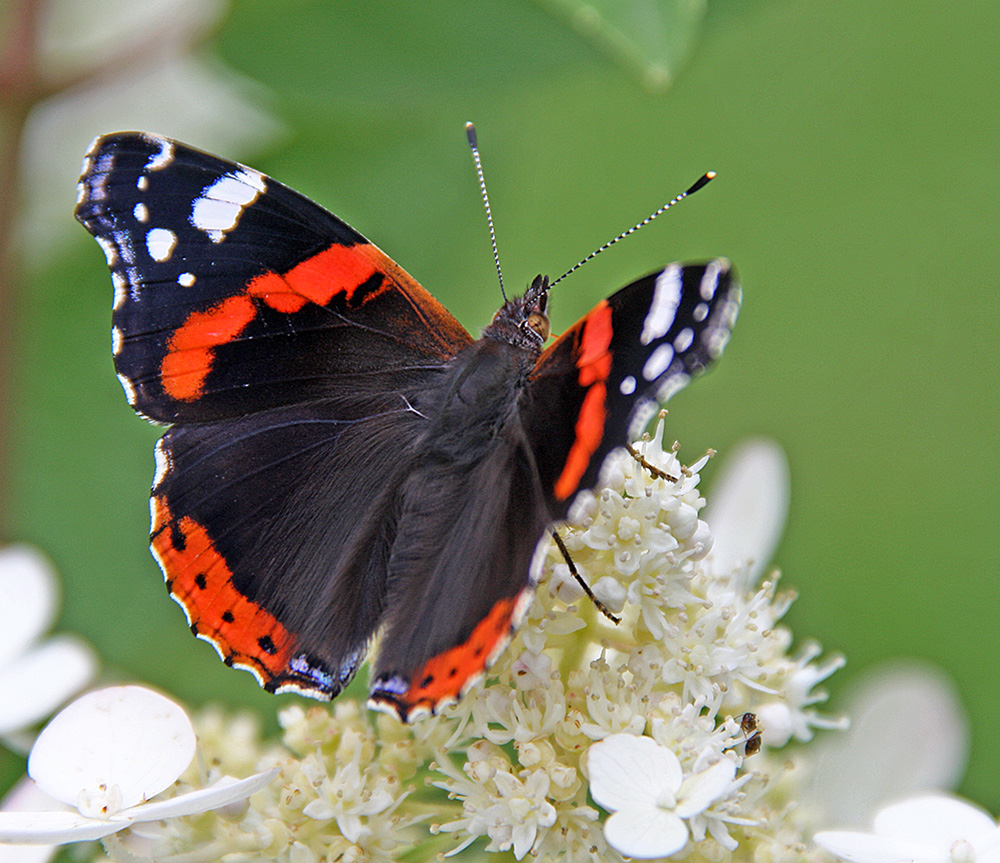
[550,530,620,624]
[625,442,679,483]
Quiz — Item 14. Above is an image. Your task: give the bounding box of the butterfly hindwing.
[525,260,741,514]
[76,133,472,424]
[368,423,548,719]
[151,399,427,698]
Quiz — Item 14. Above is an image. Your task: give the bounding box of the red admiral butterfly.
[74,132,740,721]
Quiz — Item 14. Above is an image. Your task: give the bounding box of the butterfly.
[74,131,740,721]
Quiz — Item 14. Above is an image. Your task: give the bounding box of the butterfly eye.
[526,312,550,341]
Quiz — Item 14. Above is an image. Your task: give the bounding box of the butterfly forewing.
[76,133,472,424]
[526,259,740,514]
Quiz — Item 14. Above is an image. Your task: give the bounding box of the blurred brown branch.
[0,0,47,538]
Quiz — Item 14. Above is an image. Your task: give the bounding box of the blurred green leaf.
[534,0,707,88]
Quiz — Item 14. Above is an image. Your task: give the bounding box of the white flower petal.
[805,663,969,829]
[0,809,124,845]
[0,545,58,666]
[587,734,682,812]
[675,759,736,818]
[28,686,195,813]
[873,796,995,846]
[604,807,688,859]
[0,778,64,863]
[119,769,279,822]
[703,438,788,583]
[512,820,537,859]
[0,636,98,735]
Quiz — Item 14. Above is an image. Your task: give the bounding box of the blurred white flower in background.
[18,0,282,258]
[804,662,969,830]
[816,796,1000,863]
[0,544,96,747]
[701,436,790,586]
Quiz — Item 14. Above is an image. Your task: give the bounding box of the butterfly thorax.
[421,336,537,466]
[415,275,552,463]
[481,274,551,350]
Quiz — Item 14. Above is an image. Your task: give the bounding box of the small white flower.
[587,732,737,859]
[0,686,277,846]
[0,545,96,740]
[434,743,558,860]
[492,769,558,859]
[815,795,1000,863]
[301,755,398,843]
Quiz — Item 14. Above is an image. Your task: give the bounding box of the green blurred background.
[3,0,998,812]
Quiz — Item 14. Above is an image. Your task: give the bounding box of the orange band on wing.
[161,295,256,400]
[575,300,613,385]
[151,496,296,681]
[402,595,518,710]
[246,243,383,312]
[554,382,608,499]
[162,241,388,401]
[553,301,613,500]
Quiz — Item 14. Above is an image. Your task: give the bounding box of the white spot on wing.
[88,150,115,205]
[137,176,149,191]
[627,397,658,439]
[177,272,196,287]
[146,228,177,262]
[190,169,266,243]
[673,327,694,352]
[112,272,127,309]
[113,230,135,265]
[619,375,637,395]
[133,203,149,223]
[96,236,117,266]
[125,266,141,300]
[143,135,174,171]
[705,288,741,358]
[153,439,171,487]
[117,373,137,404]
[111,326,123,355]
[693,302,709,322]
[656,371,691,403]
[642,343,675,381]
[641,264,682,346]
[76,149,96,205]
[700,259,724,300]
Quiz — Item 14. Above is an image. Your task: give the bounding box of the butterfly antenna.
[549,171,717,289]
[466,122,507,301]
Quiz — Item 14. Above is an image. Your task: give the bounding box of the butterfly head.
[483,274,550,350]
